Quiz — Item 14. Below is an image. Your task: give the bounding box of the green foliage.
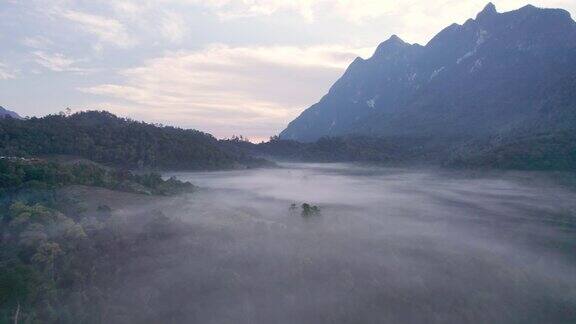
[300,203,321,217]
[0,159,195,196]
[447,131,576,171]
[226,135,412,163]
[0,196,188,323]
[0,159,196,321]
[230,131,576,171]
[288,202,321,217]
[0,201,72,323]
[0,158,195,321]
[0,110,263,170]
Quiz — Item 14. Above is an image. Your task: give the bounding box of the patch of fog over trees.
[85,164,576,322]
[2,162,576,323]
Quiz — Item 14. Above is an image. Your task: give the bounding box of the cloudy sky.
[1,0,575,141]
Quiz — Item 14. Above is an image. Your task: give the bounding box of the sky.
[1,0,575,141]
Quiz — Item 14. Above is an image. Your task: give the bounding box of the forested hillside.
[225,136,408,163]
[222,132,576,171]
[0,158,195,323]
[446,130,576,170]
[0,111,267,170]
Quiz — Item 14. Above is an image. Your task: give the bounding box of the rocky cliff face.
[280,3,576,142]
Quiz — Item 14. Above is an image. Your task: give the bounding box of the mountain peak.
[351,56,365,65]
[280,2,576,143]
[477,2,497,20]
[372,35,408,57]
[388,34,403,42]
[379,34,406,47]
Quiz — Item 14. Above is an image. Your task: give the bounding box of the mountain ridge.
[280,3,576,142]
[0,106,21,119]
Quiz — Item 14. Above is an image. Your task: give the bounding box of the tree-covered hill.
[0,158,195,196]
[446,131,576,171]
[250,136,409,163]
[222,132,576,171]
[0,111,267,170]
[0,158,196,323]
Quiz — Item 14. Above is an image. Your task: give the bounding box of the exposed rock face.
[280,3,576,142]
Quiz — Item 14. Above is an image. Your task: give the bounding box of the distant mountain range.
[280,3,576,144]
[0,106,21,119]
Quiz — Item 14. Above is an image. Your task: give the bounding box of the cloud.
[0,62,15,80]
[160,11,187,43]
[331,1,397,23]
[58,9,136,48]
[166,0,430,25]
[32,51,88,73]
[188,0,576,21]
[43,2,188,47]
[28,1,576,48]
[21,36,54,49]
[158,0,576,43]
[80,43,373,139]
[110,1,146,16]
[196,0,318,22]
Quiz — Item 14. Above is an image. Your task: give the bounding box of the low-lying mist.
[109,163,576,323]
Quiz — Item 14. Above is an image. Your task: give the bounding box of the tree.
[301,203,321,217]
[31,242,62,282]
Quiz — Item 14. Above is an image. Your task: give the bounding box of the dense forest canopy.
[0,158,195,196]
[0,158,196,323]
[0,111,266,170]
[224,132,576,171]
[1,109,573,171]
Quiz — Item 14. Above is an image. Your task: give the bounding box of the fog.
[110,163,576,323]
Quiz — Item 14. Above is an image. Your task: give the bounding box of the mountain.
[0,111,268,170]
[0,106,21,119]
[280,3,576,143]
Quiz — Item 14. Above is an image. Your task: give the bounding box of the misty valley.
[154,164,576,323]
[2,1,576,323]
[3,160,576,323]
